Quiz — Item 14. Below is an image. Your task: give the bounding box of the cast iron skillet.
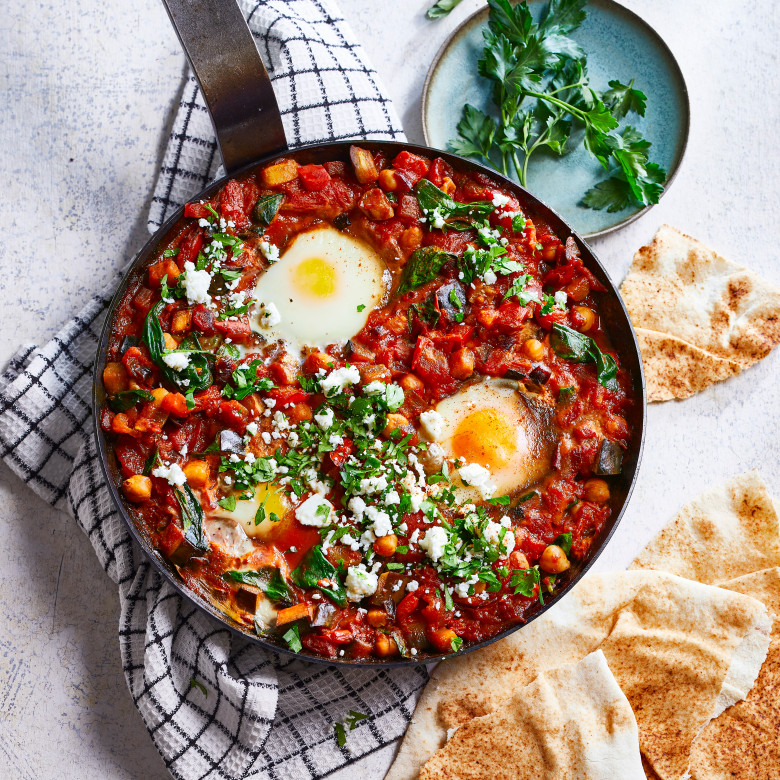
[93,0,646,666]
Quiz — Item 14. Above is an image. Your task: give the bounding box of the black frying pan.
[92,0,646,665]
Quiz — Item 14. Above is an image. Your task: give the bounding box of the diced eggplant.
[404,620,430,651]
[436,281,467,321]
[595,438,623,475]
[311,602,338,628]
[167,536,200,567]
[370,571,408,605]
[235,584,263,614]
[504,368,527,380]
[529,364,552,385]
[220,429,245,454]
[119,335,139,356]
[333,213,351,230]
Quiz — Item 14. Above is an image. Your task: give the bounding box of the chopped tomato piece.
[412,336,457,396]
[161,392,190,417]
[218,179,259,230]
[177,230,204,269]
[214,316,252,343]
[217,400,249,433]
[183,202,212,220]
[297,164,331,191]
[329,437,354,467]
[392,151,429,183]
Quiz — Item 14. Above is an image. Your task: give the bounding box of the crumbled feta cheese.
[500,515,512,528]
[320,365,361,397]
[182,261,212,305]
[162,351,190,371]
[287,431,300,447]
[295,495,333,527]
[246,422,258,436]
[259,239,279,264]
[419,526,449,562]
[491,192,511,208]
[259,302,281,328]
[365,506,393,538]
[419,410,445,441]
[458,463,497,499]
[554,290,568,309]
[261,432,272,444]
[429,208,446,229]
[454,574,479,598]
[483,269,498,285]
[345,564,378,602]
[484,520,515,557]
[406,580,420,593]
[314,407,335,430]
[384,490,400,506]
[358,474,388,495]
[348,496,367,522]
[362,380,386,396]
[152,462,186,487]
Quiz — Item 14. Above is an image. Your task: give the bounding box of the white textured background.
[0,0,779,777]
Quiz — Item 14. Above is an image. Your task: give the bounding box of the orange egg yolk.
[452,408,517,471]
[292,256,337,298]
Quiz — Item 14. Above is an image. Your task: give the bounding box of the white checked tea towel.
[0,1,430,779]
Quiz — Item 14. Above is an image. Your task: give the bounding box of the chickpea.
[373,534,398,557]
[574,305,597,332]
[428,626,459,653]
[367,608,389,628]
[122,475,152,503]
[374,633,398,657]
[584,477,610,503]
[539,544,571,574]
[163,332,178,350]
[508,550,530,571]
[183,460,210,488]
[400,373,424,393]
[383,413,409,438]
[566,277,591,302]
[400,225,423,253]
[522,338,545,362]
[378,168,398,192]
[450,347,475,380]
[102,361,129,395]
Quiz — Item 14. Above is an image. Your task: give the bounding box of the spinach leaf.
[414,179,494,231]
[223,568,290,602]
[175,484,209,552]
[143,302,214,394]
[142,448,160,476]
[108,389,154,413]
[397,246,456,296]
[550,323,618,390]
[252,193,284,229]
[291,545,347,606]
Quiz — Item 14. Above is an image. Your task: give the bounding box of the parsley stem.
[523,91,589,124]
[544,82,587,97]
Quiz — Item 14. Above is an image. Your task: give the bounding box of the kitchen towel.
[0,1,429,779]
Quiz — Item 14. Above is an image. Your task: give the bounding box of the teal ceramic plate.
[422,0,689,238]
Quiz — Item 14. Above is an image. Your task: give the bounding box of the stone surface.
[0,0,778,777]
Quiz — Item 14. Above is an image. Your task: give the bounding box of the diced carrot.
[275,602,314,627]
[103,361,129,395]
[161,392,189,417]
[148,258,181,288]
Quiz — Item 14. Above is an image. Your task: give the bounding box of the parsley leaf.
[603,78,647,118]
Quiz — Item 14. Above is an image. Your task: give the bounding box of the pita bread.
[630,470,780,585]
[387,570,771,780]
[689,568,780,780]
[419,650,645,780]
[620,225,780,399]
[635,327,741,402]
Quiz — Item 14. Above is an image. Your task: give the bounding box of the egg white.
[251,225,388,349]
[429,379,559,500]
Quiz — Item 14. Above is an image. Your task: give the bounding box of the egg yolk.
[291,256,337,298]
[452,408,517,471]
[255,483,287,523]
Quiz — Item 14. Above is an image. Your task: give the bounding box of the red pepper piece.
[297,164,332,191]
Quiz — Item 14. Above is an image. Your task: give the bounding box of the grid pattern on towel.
[148,0,405,233]
[0,1,428,778]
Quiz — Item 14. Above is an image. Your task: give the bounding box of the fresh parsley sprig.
[450,0,667,213]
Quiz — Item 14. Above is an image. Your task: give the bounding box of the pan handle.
[161,0,289,175]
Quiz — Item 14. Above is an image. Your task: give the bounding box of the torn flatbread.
[635,327,741,402]
[419,650,644,780]
[386,570,771,780]
[620,225,780,400]
[630,470,780,585]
